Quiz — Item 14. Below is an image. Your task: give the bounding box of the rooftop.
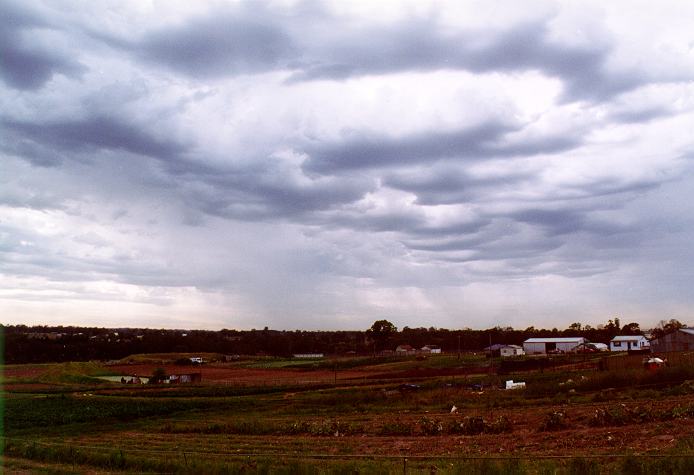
[524,337,586,343]
[611,335,645,341]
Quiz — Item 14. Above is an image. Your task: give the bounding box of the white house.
[421,345,442,354]
[610,335,649,352]
[523,337,587,355]
[500,344,525,357]
[395,344,416,355]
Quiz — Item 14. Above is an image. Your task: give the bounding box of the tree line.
[0,318,685,364]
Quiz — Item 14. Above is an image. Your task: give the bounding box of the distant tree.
[651,319,684,339]
[620,322,642,335]
[568,322,582,332]
[367,320,397,351]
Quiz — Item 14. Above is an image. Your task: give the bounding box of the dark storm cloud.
[177,167,375,221]
[291,19,639,102]
[303,120,583,174]
[302,122,514,173]
[138,14,296,77]
[384,167,535,205]
[92,5,648,102]
[0,1,84,90]
[91,4,298,78]
[2,116,187,163]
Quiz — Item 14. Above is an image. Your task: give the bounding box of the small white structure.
[395,345,416,355]
[421,345,442,354]
[505,380,526,390]
[189,357,203,364]
[610,335,649,352]
[293,353,324,359]
[523,337,587,355]
[500,345,525,357]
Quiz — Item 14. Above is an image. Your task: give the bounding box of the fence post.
[403,457,407,475]
[183,451,188,466]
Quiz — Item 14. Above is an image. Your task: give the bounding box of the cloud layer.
[2,0,694,330]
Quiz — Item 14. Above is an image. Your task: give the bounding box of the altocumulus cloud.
[2,0,694,330]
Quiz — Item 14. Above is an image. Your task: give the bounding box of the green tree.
[651,319,684,339]
[367,320,397,352]
[620,322,642,335]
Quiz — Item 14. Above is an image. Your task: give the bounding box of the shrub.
[419,416,444,435]
[448,416,512,435]
[539,411,569,431]
[486,415,513,434]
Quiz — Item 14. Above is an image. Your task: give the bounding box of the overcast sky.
[2,0,694,331]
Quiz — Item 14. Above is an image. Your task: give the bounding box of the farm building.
[168,373,202,384]
[500,345,525,357]
[293,353,324,359]
[523,337,587,355]
[610,335,650,352]
[421,345,442,354]
[650,328,694,353]
[395,344,416,355]
[484,343,507,357]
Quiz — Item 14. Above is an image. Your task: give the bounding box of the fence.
[602,351,694,371]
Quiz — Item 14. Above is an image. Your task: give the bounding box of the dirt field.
[4,355,694,473]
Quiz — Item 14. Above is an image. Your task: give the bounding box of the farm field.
[3,353,694,473]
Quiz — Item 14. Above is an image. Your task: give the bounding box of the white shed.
[610,335,649,352]
[421,345,442,354]
[523,337,587,355]
[500,345,525,357]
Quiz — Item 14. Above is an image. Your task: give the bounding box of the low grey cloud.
[3,116,186,163]
[136,11,296,78]
[85,4,660,103]
[383,167,536,205]
[0,1,84,90]
[294,19,634,102]
[302,120,584,174]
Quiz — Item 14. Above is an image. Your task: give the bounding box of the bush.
[539,411,569,431]
[419,416,444,435]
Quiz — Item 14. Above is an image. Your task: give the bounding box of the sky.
[2,0,694,331]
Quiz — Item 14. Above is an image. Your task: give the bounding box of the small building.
[168,373,202,384]
[610,335,649,352]
[484,343,507,357]
[523,337,587,355]
[500,344,525,357]
[395,344,416,355]
[189,357,203,364]
[293,353,324,359]
[650,328,694,353]
[421,345,442,354]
